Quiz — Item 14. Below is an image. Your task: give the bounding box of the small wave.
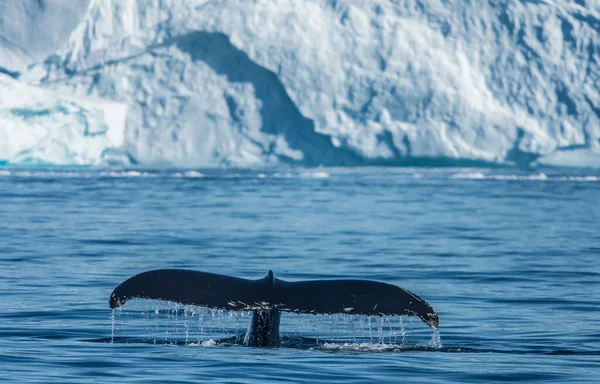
[2,169,597,182]
[76,337,600,356]
[270,171,330,179]
[451,172,598,182]
[451,172,548,181]
[0,170,89,178]
[493,173,548,181]
[319,330,442,353]
[188,339,217,347]
[184,170,205,178]
[318,342,446,353]
[300,171,330,179]
[99,171,155,178]
[320,342,402,352]
[0,169,209,179]
[174,171,205,178]
[451,172,486,180]
[557,176,599,182]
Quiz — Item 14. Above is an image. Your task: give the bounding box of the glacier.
[0,0,90,73]
[1,0,600,167]
[0,73,127,165]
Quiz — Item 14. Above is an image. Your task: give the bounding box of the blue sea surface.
[0,168,598,383]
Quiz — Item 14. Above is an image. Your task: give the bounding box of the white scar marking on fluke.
[343,307,354,312]
[404,289,424,304]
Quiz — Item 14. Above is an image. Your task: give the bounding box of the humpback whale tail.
[109,269,439,347]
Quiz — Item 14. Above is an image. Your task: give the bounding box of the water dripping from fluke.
[106,302,441,352]
[429,329,443,349]
[110,309,115,344]
[106,268,442,349]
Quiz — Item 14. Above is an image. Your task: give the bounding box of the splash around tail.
[109,269,439,347]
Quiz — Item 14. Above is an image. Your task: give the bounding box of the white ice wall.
[0,73,126,165]
[0,0,90,72]
[3,0,600,167]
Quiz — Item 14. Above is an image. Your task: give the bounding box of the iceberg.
[2,0,600,167]
[0,73,126,165]
[0,0,90,73]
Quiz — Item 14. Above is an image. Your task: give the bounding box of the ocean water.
[0,167,598,383]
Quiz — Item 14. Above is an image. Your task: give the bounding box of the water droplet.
[429,329,443,349]
[110,309,115,343]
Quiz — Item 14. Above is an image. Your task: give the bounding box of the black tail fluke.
[275,279,439,329]
[109,269,439,329]
[109,269,275,310]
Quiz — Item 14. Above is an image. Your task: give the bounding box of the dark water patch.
[487,297,598,307]
[544,350,600,356]
[77,238,152,246]
[466,372,562,382]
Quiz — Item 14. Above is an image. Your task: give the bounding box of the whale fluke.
[109,269,273,311]
[109,269,439,347]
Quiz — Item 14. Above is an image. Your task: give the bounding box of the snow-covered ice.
[0,0,90,73]
[1,0,599,167]
[0,73,126,165]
